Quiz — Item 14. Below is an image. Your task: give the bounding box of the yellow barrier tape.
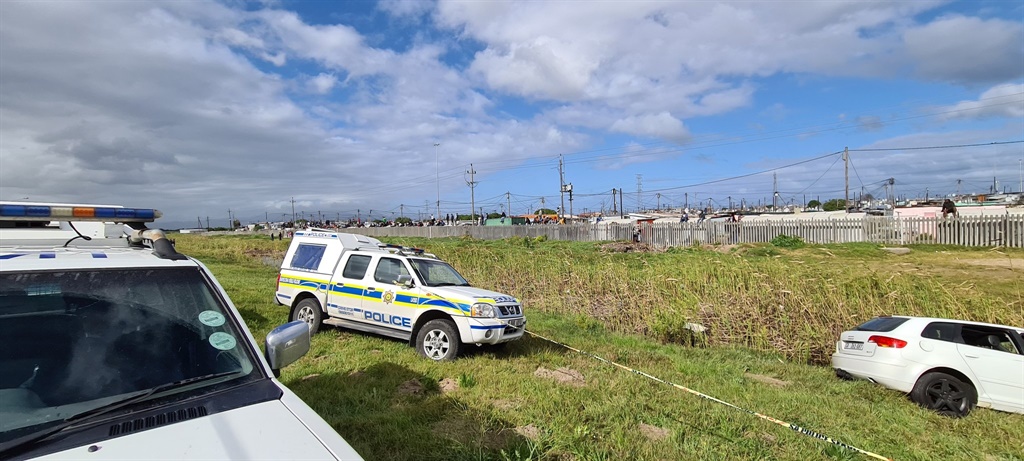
[526,329,892,461]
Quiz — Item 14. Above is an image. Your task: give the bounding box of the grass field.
[174,233,1024,461]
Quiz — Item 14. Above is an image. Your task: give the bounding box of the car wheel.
[416,319,460,361]
[290,298,323,335]
[910,372,976,417]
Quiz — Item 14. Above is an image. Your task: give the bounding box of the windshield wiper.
[432,282,459,287]
[0,370,241,457]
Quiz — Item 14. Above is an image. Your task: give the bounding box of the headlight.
[471,302,496,318]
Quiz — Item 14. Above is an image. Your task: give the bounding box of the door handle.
[963,353,979,358]
[367,287,376,291]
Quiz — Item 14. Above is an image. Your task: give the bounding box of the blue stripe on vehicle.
[0,254,25,259]
[277,293,291,299]
[91,252,107,258]
[470,325,505,330]
[39,252,55,259]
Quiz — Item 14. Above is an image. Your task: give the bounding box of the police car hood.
[34,399,362,461]
[426,285,518,305]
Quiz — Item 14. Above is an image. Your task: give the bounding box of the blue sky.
[1,0,1022,227]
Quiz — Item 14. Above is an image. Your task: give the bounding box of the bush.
[770,234,805,248]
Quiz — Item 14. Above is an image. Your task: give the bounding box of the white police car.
[0,202,362,460]
[276,231,525,361]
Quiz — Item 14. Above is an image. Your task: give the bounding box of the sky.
[1,0,1022,228]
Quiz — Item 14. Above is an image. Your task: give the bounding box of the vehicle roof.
[887,315,1023,333]
[0,244,198,271]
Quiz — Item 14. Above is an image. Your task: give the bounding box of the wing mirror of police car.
[395,274,414,288]
[264,320,311,378]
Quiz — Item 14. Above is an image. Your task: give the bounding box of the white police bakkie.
[0,202,362,460]
[276,230,525,360]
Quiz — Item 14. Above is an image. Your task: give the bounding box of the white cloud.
[377,0,433,19]
[903,16,1024,84]
[609,113,690,143]
[309,73,338,94]
[937,83,1024,121]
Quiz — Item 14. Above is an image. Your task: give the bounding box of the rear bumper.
[831,352,916,393]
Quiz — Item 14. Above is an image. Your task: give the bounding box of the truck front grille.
[498,304,522,316]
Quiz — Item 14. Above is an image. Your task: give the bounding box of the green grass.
[173,234,1024,461]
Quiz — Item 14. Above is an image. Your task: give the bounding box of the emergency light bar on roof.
[0,203,160,223]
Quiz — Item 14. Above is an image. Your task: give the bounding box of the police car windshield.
[408,259,470,287]
[0,268,257,443]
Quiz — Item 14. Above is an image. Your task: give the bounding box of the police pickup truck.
[0,202,361,460]
[275,231,525,360]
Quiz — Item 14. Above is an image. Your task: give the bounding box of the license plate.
[507,318,524,328]
[844,342,863,350]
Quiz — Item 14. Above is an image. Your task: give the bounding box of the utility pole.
[205,217,209,229]
[611,189,617,214]
[656,193,661,210]
[558,155,566,221]
[772,171,778,210]
[197,217,202,229]
[568,184,574,220]
[506,192,511,218]
[466,164,477,223]
[539,197,545,217]
[685,192,688,210]
[227,209,232,230]
[727,196,732,210]
[400,204,405,219]
[619,187,624,218]
[434,143,441,221]
[636,174,642,212]
[290,197,296,224]
[843,147,849,212]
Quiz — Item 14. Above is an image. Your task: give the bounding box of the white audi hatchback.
[832,316,1024,417]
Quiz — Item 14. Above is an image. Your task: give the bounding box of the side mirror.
[265,320,311,377]
[395,274,414,288]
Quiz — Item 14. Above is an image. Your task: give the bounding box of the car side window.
[961,325,1021,354]
[374,258,410,284]
[921,322,958,342]
[342,255,372,280]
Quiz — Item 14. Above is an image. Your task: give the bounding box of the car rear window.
[855,317,910,332]
[290,244,327,271]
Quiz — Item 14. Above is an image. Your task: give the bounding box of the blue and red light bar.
[0,203,160,222]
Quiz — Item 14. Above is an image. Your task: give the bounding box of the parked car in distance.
[832,315,1024,417]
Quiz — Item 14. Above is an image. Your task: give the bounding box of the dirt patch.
[714,244,737,254]
[397,379,425,396]
[300,373,321,382]
[439,378,459,393]
[960,258,1023,269]
[492,399,519,411]
[599,242,656,253]
[516,424,542,440]
[432,418,513,449]
[243,248,281,258]
[743,431,777,444]
[534,366,586,387]
[744,373,790,387]
[638,423,670,441]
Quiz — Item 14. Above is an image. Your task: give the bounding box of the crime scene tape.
[525,329,893,461]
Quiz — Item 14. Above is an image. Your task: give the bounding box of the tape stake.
[525,329,892,461]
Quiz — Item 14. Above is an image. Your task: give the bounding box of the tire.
[416,319,460,361]
[910,372,976,417]
[290,298,323,335]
